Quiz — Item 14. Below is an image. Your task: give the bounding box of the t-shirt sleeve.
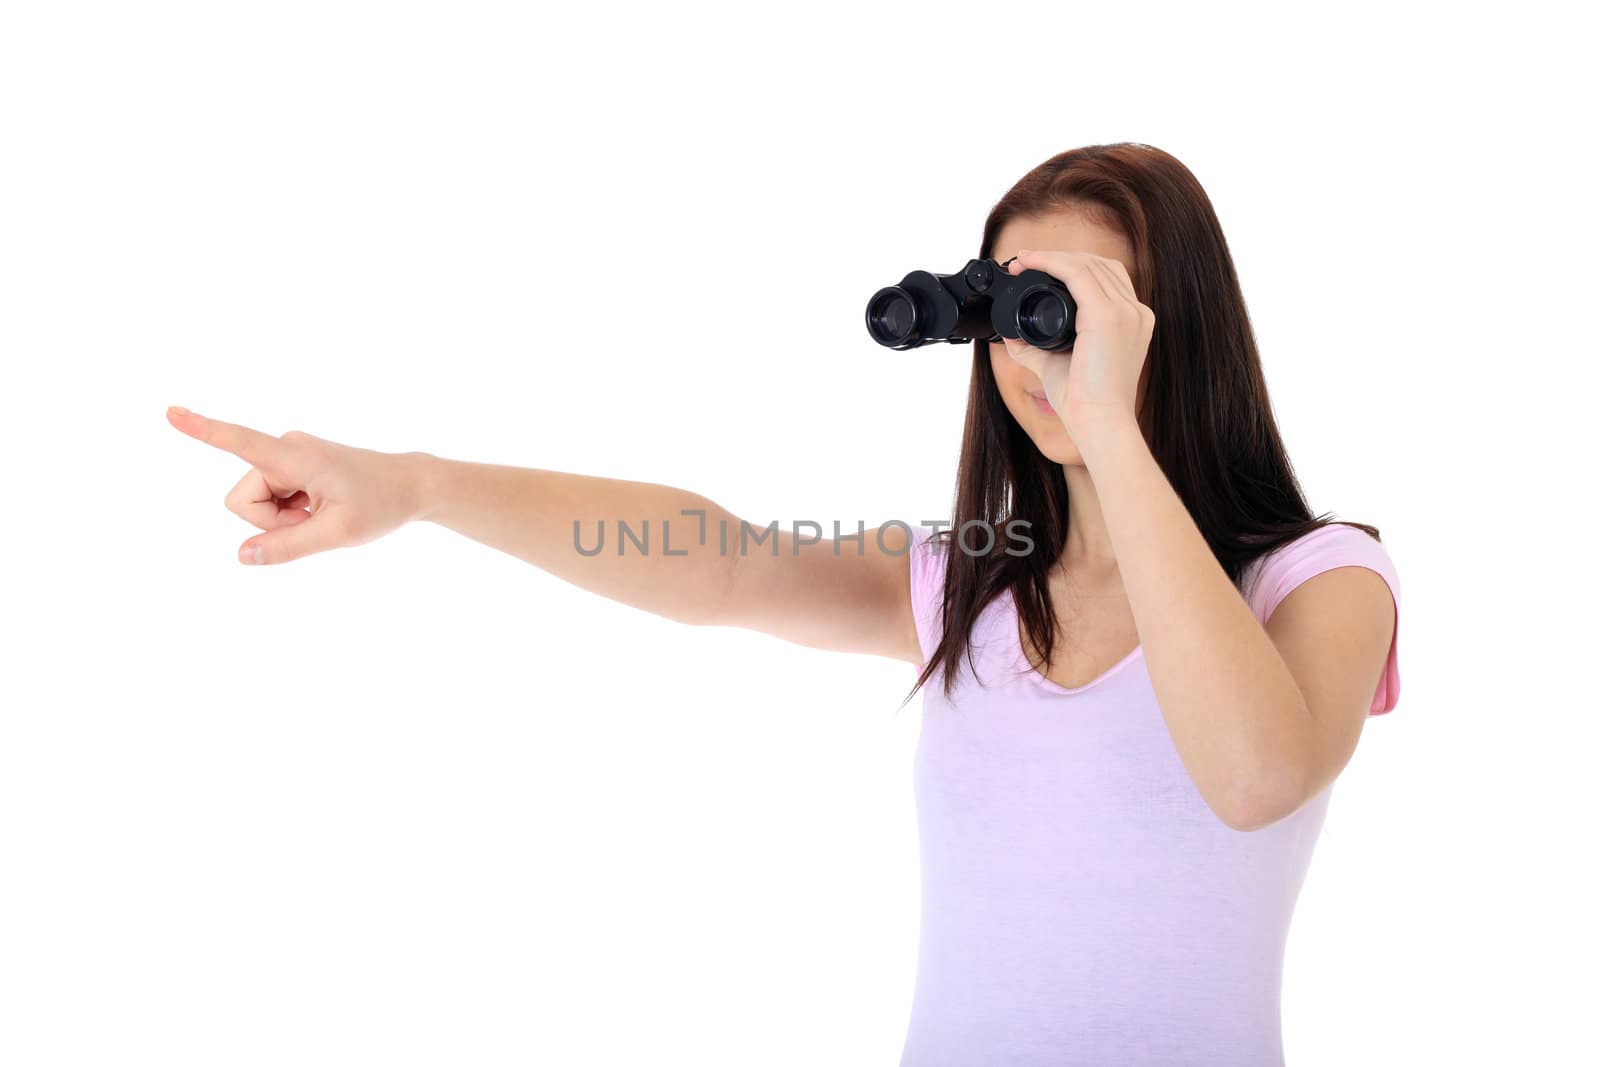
[1243,523,1402,716]
[906,524,949,666]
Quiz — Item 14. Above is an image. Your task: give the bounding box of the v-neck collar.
[1004,587,1144,696]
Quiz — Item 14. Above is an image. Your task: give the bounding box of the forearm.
[406,452,741,626]
[1077,421,1313,827]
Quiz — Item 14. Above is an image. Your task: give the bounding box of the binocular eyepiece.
[865,257,1078,351]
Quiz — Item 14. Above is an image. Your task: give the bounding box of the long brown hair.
[908,142,1380,704]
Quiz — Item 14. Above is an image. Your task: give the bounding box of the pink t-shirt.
[898,521,1401,1066]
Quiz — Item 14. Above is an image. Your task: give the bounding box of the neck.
[1059,462,1119,575]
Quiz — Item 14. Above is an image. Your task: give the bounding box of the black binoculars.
[865,256,1078,351]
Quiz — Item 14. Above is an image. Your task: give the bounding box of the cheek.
[989,354,1037,425]
[988,346,1023,391]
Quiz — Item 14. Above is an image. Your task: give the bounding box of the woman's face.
[987,209,1140,466]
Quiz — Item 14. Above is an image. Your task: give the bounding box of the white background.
[3,2,1595,1064]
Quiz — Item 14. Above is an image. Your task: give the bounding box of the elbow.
[1220,803,1287,834]
[693,542,743,629]
[1215,705,1320,832]
[1217,768,1309,833]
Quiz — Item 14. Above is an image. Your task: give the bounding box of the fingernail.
[168,405,191,416]
[240,544,264,565]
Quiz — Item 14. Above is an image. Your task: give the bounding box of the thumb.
[239,510,346,565]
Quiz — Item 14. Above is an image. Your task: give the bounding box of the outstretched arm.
[166,406,921,665]
[414,455,920,662]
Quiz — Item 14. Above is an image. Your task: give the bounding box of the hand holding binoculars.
[865,256,1079,352]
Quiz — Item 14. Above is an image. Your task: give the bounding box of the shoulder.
[1242,522,1400,626]
[1243,521,1403,716]
[906,524,951,662]
[907,523,949,587]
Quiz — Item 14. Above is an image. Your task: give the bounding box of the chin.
[1028,422,1085,466]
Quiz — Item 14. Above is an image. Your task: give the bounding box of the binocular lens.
[1017,289,1071,348]
[867,287,918,347]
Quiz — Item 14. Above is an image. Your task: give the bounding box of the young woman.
[168,143,1401,1065]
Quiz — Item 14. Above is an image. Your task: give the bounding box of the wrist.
[1072,412,1146,464]
[401,450,446,524]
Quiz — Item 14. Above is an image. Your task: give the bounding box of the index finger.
[165,406,283,467]
[1010,249,1112,305]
